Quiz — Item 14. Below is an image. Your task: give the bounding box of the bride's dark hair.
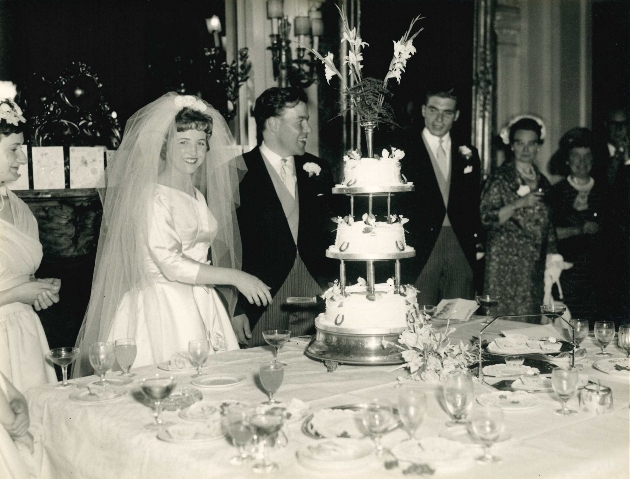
[175,107,213,134]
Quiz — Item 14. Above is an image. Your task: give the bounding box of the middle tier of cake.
[330,217,413,255]
[317,281,419,333]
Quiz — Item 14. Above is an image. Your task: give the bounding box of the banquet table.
[27,317,630,479]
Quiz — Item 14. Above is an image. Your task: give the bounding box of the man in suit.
[231,87,336,347]
[593,108,629,189]
[398,86,483,304]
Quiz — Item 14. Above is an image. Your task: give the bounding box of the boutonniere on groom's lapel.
[459,145,473,160]
[464,165,473,174]
[303,162,321,177]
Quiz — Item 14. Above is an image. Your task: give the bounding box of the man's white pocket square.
[464,165,473,174]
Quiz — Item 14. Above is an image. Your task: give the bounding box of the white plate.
[157,363,209,373]
[477,391,541,410]
[593,358,630,375]
[439,424,511,444]
[511,377,553,392]
[179,399,249,422]
[190,374,245,388]
[157,423,224,444]
[297,439,375,472]
[257,398,310,423]
[74,377,133,388]
[482,364,539,378]
[303,404,399,439]
[69,388,127,404]
[392,437,481,474]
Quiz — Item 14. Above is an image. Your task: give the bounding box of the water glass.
[260,362,284,404]
[249,411,285,473]
[397,386,426,441]
[262,330,291,365]
[594,321,615,356]
[88,342,116,386]
[618,325,630,357]
[114,338,137,376]
[46,347,80,388]
[188,339,210,377]
[443,370,475,426]
[362,399,395,455]
[551,368,579,415]
[469,406,504,464]
[141,374,176,429]
[227,404,256,465]
[569,319,590,349]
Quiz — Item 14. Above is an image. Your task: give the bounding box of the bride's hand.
[9,280,59,308]
[234,272,272,307]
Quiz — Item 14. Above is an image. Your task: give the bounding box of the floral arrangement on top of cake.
[305,6,423,128]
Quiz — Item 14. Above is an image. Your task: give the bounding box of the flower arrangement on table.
[305,6,423,128]
[395,319,476,383]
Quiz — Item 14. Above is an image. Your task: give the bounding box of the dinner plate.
[297,439,375,472]
[178,401,220,422]
[69,388,127,404]
[511,377,553,392]
[302,404,400,439]
[592,358,630,376]
[190,374,245,389]
[477,391,541,410]
[256,398,309,423]
[157,423,224,444]
[74,377,133,388]
[391,437,481,474]
[157,363,210,373]
[482,364,539,378]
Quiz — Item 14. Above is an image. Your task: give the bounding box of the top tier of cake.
[339,148,410,188]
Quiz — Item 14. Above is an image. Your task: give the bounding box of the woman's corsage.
[303,162,321,177]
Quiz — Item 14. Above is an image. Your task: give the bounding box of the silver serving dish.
[305,324,405,371]
[332,185,415,195]
[326,248,416,260]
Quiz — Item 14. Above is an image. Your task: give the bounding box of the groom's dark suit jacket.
[235,147,337,330]
[396,131,484,289]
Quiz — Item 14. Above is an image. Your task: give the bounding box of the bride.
[75,93,271,374]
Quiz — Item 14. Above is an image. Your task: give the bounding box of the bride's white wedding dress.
[107,184,239,367]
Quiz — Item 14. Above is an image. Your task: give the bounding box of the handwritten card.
[70,146,105,188]
[7,145,29,190]
[32,146,65,190]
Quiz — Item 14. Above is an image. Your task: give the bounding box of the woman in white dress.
[75,93,271,374]
[0,98,59,392]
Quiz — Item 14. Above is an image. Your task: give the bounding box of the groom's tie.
[436,139,448,179]
[281,158,296,198]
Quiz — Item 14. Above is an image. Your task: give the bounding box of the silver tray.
[326,247,416,260]
[332,185,415,195]
[302,404,401,439]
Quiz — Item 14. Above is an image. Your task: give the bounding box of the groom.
[231,87,336,346]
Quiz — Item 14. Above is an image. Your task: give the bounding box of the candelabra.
[477,313,576,385]
[267,0,323,88]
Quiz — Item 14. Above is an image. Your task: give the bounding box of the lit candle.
[294,16,311,36]
[309,10,324,37]
[267,0,283,19]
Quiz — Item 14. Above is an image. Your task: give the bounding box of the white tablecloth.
[26,318,630,479]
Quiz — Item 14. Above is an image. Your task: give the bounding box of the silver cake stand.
[305,185,416,372]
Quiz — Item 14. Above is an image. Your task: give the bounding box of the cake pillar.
[366,260,376,300]
[340,260,346,295]
[368,194,373,216]
[350,195,354,217]
[395,259,401,294]
[387,194,391,221]
[362,121,376,158]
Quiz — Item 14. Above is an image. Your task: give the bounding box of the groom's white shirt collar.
[260,142,295,177]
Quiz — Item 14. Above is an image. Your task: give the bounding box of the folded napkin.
[503,324,560,340]
[434,299,478,321]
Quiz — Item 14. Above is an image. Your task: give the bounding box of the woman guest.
[75,93,272,374]
[481,116,557,315]
[550,128,603,323]
[0,98,59,392]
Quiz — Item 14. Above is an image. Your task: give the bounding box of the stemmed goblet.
[443,370,475,426]
[468,406,504,464]
[88,342,116,386]
[115,338,137,377]
[260,362,284,404]
[594,321,615,357]
[46,347,80,388]
[541,304,566,326]
[397,386,426,441]
[476,295,500,324]
[419,305,436,323]
[248,411,285,473]
[569,319,589,349]
[551,368,579,416]
[227,404,256,466]
[618,325,630,358]
[262,330,291,365]
[188,339,210,378]
[362,399,396,455]
[141,374,176,430]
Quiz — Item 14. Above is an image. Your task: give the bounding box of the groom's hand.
[230,314,252,346]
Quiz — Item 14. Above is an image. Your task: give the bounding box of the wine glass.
[248,411,285,473]
[476,295,500,323]
[594,321,615,357]
[88,342,116,386]
[569,319,589,349]
[419,305,436,322]
[551,368,579,416]
[443,370,475,426]
[541,304,566,326]
[227,404,256,466]
[362,399,396,455]
[259,362,284,404]
[618,325,630,358]
[397,386,426,441]
[141,374,176,429]
[468,406,504,464]
[46,347,80,388]
[114,338,137,377]
[188,339,210,377]
[262,330,291,365]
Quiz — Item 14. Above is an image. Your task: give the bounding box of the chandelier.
[267,0,324,88]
